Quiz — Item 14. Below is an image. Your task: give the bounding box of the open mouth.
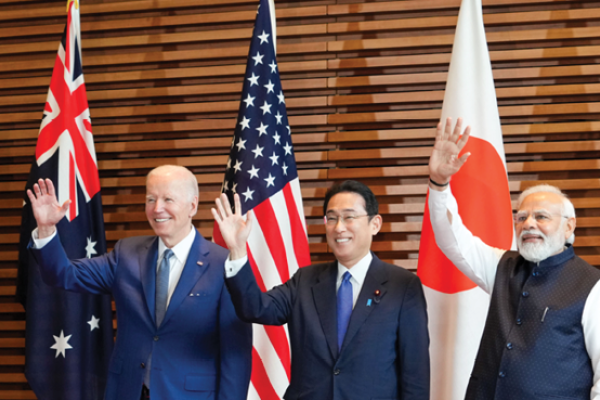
[155,218,170,222]
[336,238,351,243]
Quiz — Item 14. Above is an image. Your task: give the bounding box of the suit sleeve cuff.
[31,228,57,249]
[225,255,249,278]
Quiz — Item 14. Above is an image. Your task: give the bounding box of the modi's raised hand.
[26,178,71,239]
[211,193,253,260]
[429,117,471,190]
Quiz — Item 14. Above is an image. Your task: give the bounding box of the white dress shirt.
[32,225,197,308]
[428,186,600,400]
[225,252,373,309]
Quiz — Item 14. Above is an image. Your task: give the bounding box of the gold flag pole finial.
[66,0,79,12]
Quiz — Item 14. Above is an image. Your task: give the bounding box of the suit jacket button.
[140,363,145,369]
[154,336,159,341]
[498,371,506,378]
[333,369,340,375]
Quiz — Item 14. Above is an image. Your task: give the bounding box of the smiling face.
[145,167,198,248]
[325,192,382,268]
[516,191,575,262]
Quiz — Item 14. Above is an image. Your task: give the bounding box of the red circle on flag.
[417,136,514,294]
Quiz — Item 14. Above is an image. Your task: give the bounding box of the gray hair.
[147,165,199,200]
[517,184,575,244]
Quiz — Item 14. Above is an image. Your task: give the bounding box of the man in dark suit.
[212,180,430,400]
[27,165,252,400]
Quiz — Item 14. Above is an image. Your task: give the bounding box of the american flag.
[212,0,311,398]
[17,1,114,399]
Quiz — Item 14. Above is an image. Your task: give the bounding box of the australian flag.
[16,2,114,399]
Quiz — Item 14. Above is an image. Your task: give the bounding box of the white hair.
[517,184,575,244]
[147,165,199,200]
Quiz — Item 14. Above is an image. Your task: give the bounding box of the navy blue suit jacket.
[30,230,252,400]
[226,254,430,400]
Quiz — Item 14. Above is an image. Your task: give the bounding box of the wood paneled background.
[1,0,600,397]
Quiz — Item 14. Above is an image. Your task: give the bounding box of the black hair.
[323,180,378,217]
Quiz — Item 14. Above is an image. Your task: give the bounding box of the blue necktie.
[156,249,173,327]
[337,271,353,351]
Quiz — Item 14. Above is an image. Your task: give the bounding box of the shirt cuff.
[224,255,248,278]
[31,227,57,249]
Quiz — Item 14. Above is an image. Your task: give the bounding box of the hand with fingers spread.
[26,178,71,239]
[429,117,472,191]
[211,193,253,260]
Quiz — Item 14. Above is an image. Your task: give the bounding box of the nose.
[334,218,346,232]
[152,199,164,213]
[521,213,536,230]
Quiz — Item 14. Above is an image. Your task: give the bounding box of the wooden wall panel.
[1,0,600,397]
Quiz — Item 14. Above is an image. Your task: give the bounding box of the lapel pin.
[374,289,381,304]
[197,261,204,266]
[366,299,372,307]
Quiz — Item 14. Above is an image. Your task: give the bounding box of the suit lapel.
[340,255,388,353]
[312,262,339,360]
[140,238,159,323]
[161,230,210,327]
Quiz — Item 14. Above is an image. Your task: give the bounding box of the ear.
[564,216,576,241]
[189,195,199,218]
[369,214,382,235]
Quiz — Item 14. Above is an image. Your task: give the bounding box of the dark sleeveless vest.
[465,246,600,400]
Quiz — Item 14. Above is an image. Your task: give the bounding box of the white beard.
[518,228,565,263]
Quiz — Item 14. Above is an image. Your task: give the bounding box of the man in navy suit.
[213,180,430,400]
[27,165,252,400]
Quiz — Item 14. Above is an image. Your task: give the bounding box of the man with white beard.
[427,118,600,400]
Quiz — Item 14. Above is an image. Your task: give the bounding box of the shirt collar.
[158,226,196,265]
[337,252,373,286]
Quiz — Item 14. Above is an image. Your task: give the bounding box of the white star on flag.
[239,116,251,130]
[242,187,255,202]
[269,60,277,73]
[264,80,275,93]
[248,165,260,179]
[236,138,247,151]
[260,101,272,115]
[252,51,264,66]
[247,73,260,86]
[264,173,275,187]
[87,315,100,331]
[243,94,255,108]
[252,144,264,158]
[85,237,97,259]
[51,330,73,358]
[233,160,243,173]
[258,30,270,44]
[256,122,269,136]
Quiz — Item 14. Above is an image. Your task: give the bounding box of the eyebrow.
[326,208,357,214]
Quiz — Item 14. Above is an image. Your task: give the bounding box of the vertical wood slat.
[1,0,600,397]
